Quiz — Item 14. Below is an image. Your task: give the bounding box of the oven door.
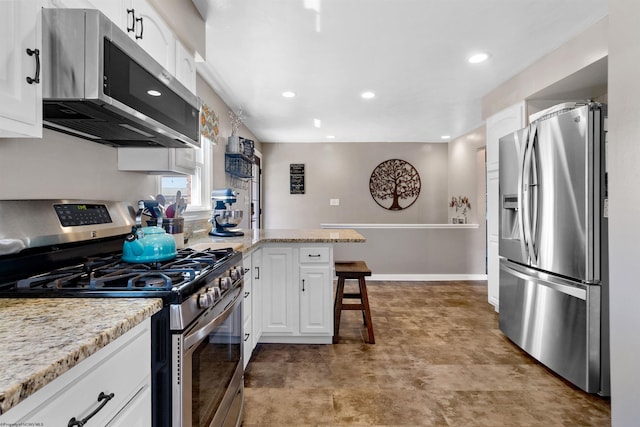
[172,286,244,427]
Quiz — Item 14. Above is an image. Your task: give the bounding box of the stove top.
[0,247,238,303]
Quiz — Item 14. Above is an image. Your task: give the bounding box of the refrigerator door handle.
[501,259,587,300]
[528,124,539,265]
[517,126,530,261]
[521,124,537,263]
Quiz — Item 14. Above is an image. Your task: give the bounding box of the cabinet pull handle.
[308,254,321,258]
[244,268,250,274]
[126,8,136,33]
[135,16,144,39]
[302,279,305,292]
[254,266,260,280]
[68,391,114,426]
[26,48,40,84]
[244,291,250,298]
[244,333,250,342]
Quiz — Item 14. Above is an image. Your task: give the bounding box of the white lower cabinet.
[242,252,253,369]
[0,319,152,425]
[251,248,263,348]
[260,244,333,344]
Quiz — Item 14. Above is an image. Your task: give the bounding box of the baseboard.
[368,274,488,281]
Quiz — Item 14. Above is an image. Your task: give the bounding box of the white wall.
[0,129,156,205]
[262,142,449,228]
[607,1,640,424]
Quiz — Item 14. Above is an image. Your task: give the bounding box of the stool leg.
[333,276,345,344]
[359,276,375,344]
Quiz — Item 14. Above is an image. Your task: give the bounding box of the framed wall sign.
[290,163,305,194]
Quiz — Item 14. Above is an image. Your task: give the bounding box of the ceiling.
[192,0,608,143]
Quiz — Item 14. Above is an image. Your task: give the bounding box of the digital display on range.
[54,204,113,227]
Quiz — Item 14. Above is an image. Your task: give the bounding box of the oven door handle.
[183,288,242,353]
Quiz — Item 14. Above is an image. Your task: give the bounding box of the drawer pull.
[68,391,114,426]
[244,333,250,342]
[244,291,250,298]
[254,266,260,280]
[308,254,321,258]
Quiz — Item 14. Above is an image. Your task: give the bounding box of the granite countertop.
[0,298,163,415]
[189,228,366,252]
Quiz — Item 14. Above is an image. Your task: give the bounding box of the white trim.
[368,274,488,281]
[321,223,479,229]
[258,336,332,344]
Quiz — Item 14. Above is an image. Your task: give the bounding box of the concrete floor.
[242,281,610,426]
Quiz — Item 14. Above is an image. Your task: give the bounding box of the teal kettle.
[122,200,177,263]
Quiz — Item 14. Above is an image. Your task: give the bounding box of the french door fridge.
[498,102,609,395]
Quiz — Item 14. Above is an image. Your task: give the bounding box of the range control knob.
[230,267,242,280]
[218,276,232,290]
[209,286,221,302]
[197,292,213,309]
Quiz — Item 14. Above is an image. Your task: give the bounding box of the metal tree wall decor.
[369,159,421,210]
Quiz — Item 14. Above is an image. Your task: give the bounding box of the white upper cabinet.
[129,0,175,74]
[175,39,196,93]
[0,0,42,138]
[46,0,177,74]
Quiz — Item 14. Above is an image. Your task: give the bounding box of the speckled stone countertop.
[189,228,366,252]
[0,298,162,415]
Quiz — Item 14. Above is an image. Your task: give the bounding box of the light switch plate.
[330,198,340,206]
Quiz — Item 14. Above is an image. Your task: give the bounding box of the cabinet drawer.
[299,247,330,264]
[243,317,252,369]
[243,284,252,323]
[6,321,150,425]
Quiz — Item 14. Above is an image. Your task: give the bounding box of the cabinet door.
[251,248,263,347]
[261,247,296,335]
[299,266,332,335]
[0,0,42,138]
[105,385,151,427]
[130,0,175,74]
[175,39,196,93]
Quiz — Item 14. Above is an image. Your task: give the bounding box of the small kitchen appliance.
[209,188,244,237]
[498,102,609,395]
[0,200,245,427]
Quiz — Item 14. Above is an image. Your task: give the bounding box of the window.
[158,138,212,214]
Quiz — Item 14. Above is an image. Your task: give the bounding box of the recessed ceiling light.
[147,89,162,97]
[441,135,451,140]
[361,91,375,99]
[282,91,296,98]
[326,135,336,139]
[468,53,489,64]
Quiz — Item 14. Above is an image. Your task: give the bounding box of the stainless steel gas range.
[0,200,245,427]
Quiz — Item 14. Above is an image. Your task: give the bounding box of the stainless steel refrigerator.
[498,102,609,395]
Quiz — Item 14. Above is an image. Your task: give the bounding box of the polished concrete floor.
[242,281,610,426]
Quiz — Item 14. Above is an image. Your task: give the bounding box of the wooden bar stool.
[334,261,375,344]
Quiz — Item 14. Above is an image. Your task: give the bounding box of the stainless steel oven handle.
[183,287,242,352]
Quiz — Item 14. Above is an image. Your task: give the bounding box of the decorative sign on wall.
[369,159,421,210]
[290,163,305,194]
